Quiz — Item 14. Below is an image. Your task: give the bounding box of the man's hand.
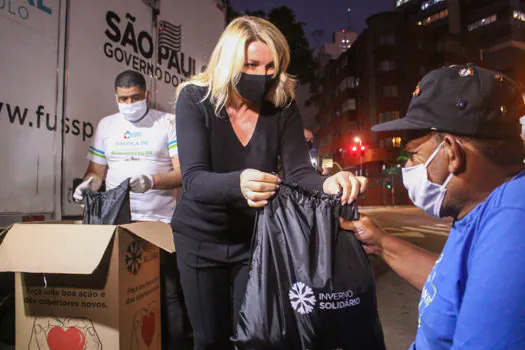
[73,177,95,203]
[129,174,154,193]
[340,215,388,256]
[323,171,368,205]
[240,169,280,208]
[341,214,440,291]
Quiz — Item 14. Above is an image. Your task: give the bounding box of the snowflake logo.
[289,282,316,315]
[125,240,143,275]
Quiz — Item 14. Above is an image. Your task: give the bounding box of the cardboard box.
[0,221,175,350]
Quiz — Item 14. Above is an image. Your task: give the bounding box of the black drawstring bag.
[232,183,385,350]
[82,179,131,225]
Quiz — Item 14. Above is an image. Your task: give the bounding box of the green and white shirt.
[87,109,178,223]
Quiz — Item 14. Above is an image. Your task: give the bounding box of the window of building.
[378,60,396,72]
[347,77,356,88]
[342,98,357,112]
[379,35,396,46]
[378,111,400,123]
[421,0,444,11]
[339,39,352,49]
[418,9,448,26]
[467,14,497,31]
[513,10,525,22]
[392,137,403,148]
[381,86,399,98]
[339,77,357,92]
[395,0,412,7]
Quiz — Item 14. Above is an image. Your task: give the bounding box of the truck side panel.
[1,0,225,218]
[155,0,226,112]
[0,0,61,214]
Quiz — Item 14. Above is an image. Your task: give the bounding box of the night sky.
[230,0,394,49]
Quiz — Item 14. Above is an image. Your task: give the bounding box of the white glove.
[73,176,94,203]
[129,174,154,193]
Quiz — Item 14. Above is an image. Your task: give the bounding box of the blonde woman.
[171,16,367,349]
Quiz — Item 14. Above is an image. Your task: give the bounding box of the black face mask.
[236,73,275,102]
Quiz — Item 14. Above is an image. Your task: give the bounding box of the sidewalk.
[376,270,419,350]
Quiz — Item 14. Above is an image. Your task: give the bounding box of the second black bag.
[232,183,385,350]
[82,178,131,225]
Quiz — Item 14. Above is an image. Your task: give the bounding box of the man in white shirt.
[74,70,190,349]
[75,72,180,221]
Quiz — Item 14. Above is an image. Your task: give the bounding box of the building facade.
[314,11,478,205]
[395,0,525,83]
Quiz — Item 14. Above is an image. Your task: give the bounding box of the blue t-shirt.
[411,171,525,350]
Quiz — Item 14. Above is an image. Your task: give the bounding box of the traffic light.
[351,145,358,157]
[386,181,392,189]
[360,145,366,157]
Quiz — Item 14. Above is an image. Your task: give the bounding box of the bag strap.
[279,182,360,220]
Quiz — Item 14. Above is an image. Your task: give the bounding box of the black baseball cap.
[372,64,525,138]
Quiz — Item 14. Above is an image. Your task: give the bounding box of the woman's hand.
[323,171,367,205]
[240,169,281,207]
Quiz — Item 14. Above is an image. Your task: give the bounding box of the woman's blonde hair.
[176,16,296,116]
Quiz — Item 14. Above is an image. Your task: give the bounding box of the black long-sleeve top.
[171,84,324,243]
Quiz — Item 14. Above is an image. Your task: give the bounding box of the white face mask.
[402,141,454,218]
[118,99,148,122]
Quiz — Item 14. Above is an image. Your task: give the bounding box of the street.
[361,206,451,350]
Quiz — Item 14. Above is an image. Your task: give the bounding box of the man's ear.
[443,134,465,174]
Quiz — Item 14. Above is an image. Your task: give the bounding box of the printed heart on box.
[47,326,86,350]
[141,311,156,346]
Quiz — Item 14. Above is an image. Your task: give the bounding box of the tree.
[266,7,317,85]
[225,4,318,85]
[224,0,240,24]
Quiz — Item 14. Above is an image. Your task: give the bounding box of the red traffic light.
[350,145,358,157]
[360,145,365,151]
[360,145,366,156]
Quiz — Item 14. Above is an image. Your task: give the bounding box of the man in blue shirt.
[342,64,525,349]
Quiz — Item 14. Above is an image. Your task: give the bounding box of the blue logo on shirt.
[124,130,142,139]
[418,253,443,327]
